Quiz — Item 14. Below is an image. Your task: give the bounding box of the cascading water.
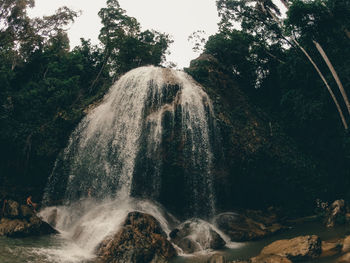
[44,66,217,216]
[39,66,224,262]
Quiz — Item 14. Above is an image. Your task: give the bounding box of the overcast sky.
[28,0,220,69]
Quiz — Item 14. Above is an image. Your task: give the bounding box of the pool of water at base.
[1,221,349,263]
[173,221,350,263]
[0,234,95,263]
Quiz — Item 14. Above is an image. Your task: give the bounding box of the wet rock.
[20,205,34,219]
[97,211,176,263]
[5,200,20,218]
[214,212,284,242]
[326,199,346,228]
[260,235,321,261]
[251,254,292,263]
[342,235,350,253]
[0,215,56,237]
[170,218,225,254]
[321,239,342,257]
[173,236,201,254]
[337,252,350,263]
[0,218,26,236]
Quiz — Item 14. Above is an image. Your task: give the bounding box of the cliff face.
[185,54,323,213]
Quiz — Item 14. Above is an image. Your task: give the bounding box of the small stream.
[1,220,349,263]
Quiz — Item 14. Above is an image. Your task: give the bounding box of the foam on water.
[39,197,177,262]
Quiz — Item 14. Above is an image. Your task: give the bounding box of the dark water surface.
[1,221,349,263]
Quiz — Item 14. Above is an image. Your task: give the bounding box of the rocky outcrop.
[337,252,350,263]
[6,200,20,218]
[0,200,56,237]
[260,235,321,261]
[0,215,56,237]
[97,211,176,263]
[342,236,350,253]
[169,218,225,254]
[214,212,284,242]
[20,204,35,219]
[321,239,342,257]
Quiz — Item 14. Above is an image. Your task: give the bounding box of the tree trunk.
[267,7,348,129]
[292,39,348,129]
[89,48,110,93]
[313,40,350,116]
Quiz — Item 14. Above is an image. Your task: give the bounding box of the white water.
[44,66,217,213]
[38,198,176,262]
[38,66,227,262]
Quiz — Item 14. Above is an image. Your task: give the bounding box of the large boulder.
[0,215,56,237]
[260,235,321,261]
[20,205,35,219]
[337,252,350,263]
[320,239,342,257]
[97,211,176,263]
[4,200,20,218]
[342,235,350,253]
[169,218,225,254]
[214,212,283,242]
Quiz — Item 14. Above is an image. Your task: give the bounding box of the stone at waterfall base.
[259,235,321,261]
[0,215,57,237]
[337,252,350,263]
[0,200,57,237]
[320,239,342,257]
[214,212,284,242]
[170,218,225,254]
[97,211,176,263]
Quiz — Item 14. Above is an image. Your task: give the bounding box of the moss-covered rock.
[97,211,176,263]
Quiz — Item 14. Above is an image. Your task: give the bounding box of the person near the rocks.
[26,195,37,212]
[87,188,92,198]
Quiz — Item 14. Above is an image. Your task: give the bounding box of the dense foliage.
[1,0,350,212]
[198,0,350,204]
[0,0,172,195]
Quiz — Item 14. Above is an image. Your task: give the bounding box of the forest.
[1,0,350,214]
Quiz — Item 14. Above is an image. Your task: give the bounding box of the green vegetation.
[0,0,172,194]
[1,0,350,212]
[189,0,350,206]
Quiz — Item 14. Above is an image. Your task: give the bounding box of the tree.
[89,0,172,90]
[285,0,350,127]
[216,0,349,129]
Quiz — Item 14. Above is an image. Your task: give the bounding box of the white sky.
[28,0,220,69]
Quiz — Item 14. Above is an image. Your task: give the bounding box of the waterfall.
[44,66,218,217]
[40,66,221,261]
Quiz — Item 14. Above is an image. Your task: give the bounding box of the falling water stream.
[23,66,226,262]
[43,66,216,213]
